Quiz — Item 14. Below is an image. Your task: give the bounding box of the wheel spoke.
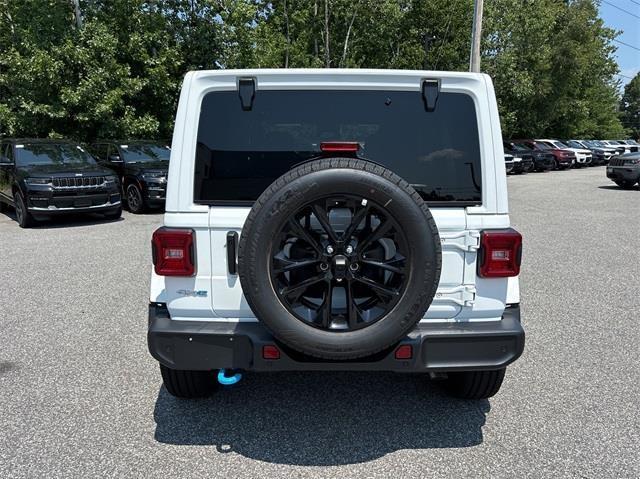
[320,280,333,327]
[352,275,400,298]
[360,253,406,274]
[273,256,319,274]
[342,203,370,241]
[281,274,325,302]
[311,202,338,243]
[345,281,360,328]
[287,218,323,255]
[358,218,392,252]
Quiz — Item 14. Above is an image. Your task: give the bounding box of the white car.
[600,140,629,154]
[148,69,525,401]
[567,140,615,165]
[537,139,592,166]
[619,140,639,153]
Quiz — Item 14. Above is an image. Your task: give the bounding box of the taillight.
[262,345,281,360]
[152,227,196,276]
[395,344,413,360]
[320,141,360,153]
[478,228,522,278]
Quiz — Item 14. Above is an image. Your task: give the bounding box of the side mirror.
[109,154,123,163]
[0,156,14,165]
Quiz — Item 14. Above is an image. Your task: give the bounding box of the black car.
[91,141,170,213]
[503,140,553,172]
[0,139,121,228]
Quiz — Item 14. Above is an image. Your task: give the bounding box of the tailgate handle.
[226,231,238,275]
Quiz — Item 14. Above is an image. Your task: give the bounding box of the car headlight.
[104,175,118,185]
[25,177,52,186]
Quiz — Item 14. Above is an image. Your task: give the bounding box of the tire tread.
[160,364,217,398]
[444,368,506,399]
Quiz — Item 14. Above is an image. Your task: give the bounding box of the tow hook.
[217,369,243,386]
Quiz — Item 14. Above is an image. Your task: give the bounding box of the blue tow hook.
[217,369,243,386]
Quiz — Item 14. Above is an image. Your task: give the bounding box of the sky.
[598,0,640,87]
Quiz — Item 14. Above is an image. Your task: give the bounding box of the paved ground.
[1,166,638,478]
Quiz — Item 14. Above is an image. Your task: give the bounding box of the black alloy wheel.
[126,183,145,214]
[270,194,410,332]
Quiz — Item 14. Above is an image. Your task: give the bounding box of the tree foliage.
[0,0,629,142]
[620,73,640,139]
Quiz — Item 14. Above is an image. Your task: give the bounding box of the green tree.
[0,0,630,142]
[483,0,625,138]
[620,73,640,139]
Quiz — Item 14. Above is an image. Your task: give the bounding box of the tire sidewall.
[238,163,441,359]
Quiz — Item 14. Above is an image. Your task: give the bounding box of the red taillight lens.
[152,227,195,276]
[320,141,360,153]
[262,345,280,360]
[395,344,413,360]
[478,228,522,278]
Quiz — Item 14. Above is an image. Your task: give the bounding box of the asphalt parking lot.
[1,166,638,478]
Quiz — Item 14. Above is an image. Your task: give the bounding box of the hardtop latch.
[421,78,440,112]
[238,77,256,111]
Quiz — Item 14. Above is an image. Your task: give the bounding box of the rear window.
[194,89,482,205]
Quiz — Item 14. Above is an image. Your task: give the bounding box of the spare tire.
[238,158,441,359]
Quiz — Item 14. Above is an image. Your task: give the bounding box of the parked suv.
[518,140,575,169]
[620,140,639,152]
[571,140,615,165]
[606,152,640,189]
[538,139,591,167]
[148,70,525,401]
[600,140,628,155]
[91,141,170,213]
[503,140,553,172]
[0,139,121,227]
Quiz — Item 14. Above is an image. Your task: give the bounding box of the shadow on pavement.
[153,371,489,466]
[597,185,638,191]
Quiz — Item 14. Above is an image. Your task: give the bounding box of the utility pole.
[469,0,483,72]
[423,33,436,70]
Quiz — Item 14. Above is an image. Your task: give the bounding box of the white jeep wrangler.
[148,69,524,400]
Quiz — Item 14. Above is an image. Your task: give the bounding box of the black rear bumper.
[148,304,525,372]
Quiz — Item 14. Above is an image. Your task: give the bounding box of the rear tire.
[103,206,122,220]
[615,180,635,189]
[160,364,218,398]
[15,192,35,228]
[442,368,506,399]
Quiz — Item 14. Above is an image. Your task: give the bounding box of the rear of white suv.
[148,69,524,400]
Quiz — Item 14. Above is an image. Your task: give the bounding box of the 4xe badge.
[176,289,207,298]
